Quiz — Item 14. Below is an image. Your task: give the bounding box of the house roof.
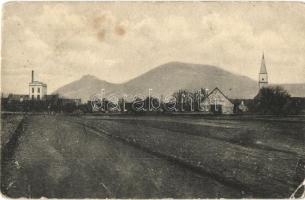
[208,87,234,104]
[7,94,29,101]
[45,94,59,100]
[29,81,47,86]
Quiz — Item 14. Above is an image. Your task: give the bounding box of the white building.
[29,70,47,100]
[199,87,234,114]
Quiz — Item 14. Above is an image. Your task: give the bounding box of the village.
[1,54,305,115]
[2,2,305,199]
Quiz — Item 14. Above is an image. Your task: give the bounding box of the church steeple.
[260,53,267,74]
[259,53,268,88]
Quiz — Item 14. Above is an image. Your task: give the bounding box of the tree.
[172,89,195,112]
[253,86,291,115]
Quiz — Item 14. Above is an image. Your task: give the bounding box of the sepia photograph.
[1,1,305,199]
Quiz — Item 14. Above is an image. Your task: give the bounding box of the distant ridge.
[53,62,305,102]
[271,83,305,97]
[53,74,120,101]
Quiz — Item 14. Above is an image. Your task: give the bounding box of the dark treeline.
[1,86,304,115]
[247,86,305,115]
[87,88,210,114]
[1,98,79,113]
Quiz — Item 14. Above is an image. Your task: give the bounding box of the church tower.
[259,53,268,88]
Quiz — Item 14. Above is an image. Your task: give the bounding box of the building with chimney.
[259,53,268,88]
[29,70,47,100]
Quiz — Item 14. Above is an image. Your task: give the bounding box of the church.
[259,53,268,89]
[199,53,269,115]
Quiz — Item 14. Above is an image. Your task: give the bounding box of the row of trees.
[249,86,304,115]
[87,86,304,115]
[1,99,78,113]
[87,88,210,113]
[1,86,303,115]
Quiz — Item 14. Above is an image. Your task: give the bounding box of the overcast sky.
[2,2,305,94]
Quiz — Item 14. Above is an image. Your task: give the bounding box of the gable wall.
[208,89,234,114]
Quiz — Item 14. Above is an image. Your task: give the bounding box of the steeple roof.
[260,53,267,74]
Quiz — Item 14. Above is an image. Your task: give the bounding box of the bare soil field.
[1,114,304,198]
[1,114,24,148]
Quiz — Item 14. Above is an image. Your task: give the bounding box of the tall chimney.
[32,70,34,82]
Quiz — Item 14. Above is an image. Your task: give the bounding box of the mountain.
[53,75,119,101]
[276,83,305,97]
[53,62,305,102]
[116,62,259,99]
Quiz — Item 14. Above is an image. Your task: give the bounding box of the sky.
[1,2,305,94]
